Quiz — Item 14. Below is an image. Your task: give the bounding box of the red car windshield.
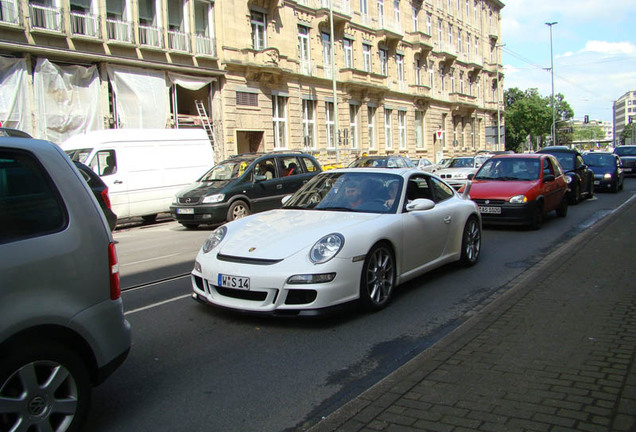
[475,158,541,181]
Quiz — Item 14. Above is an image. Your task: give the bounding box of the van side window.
[279,157,301,176]
[302,157,319,173]
[255,158,277,180]
[90,150,117,176]
[0,149,67,244]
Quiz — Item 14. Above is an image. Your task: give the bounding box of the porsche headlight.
[202,193,225,204]
[202,226,227,254]
[309,233,344,264]
[509,195,527,204]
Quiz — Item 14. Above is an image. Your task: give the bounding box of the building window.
[298,25,311,74]
[237,92,258,107]
[363,44,372,72]
[343,38,354,68]
[385,108,393,149]
[457,29,462,53]
[326,102,335,149]
[415,110,425,149]
[273,95,287,149]
[450,69,455,93]
[250,11,266,50]
[394,0,400,25]
[302,99,316,150]
[360,0,368,15]
[426,13,432,35]
[377,0,384,28]
[448,23,453,47]
[415,58,422,86]
[368,106,376,150]
[459,71,464,94]
[429,61,434,88]
[440,65,445,91]
[349,104,359,149]
[437,19,442,47]
[398,111,406,149]
[379,48,388,75]
[396,54,405,86]
[466,33,471,59]
[412,6,418,32]
[322,32,332,77]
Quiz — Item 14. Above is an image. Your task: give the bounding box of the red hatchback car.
[466,154,568,229]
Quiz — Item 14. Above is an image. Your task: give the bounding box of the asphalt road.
[85,179,635,432]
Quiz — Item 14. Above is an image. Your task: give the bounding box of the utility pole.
[496,43,505,151]
[546,21,558,145]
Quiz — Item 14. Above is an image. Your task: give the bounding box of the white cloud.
[580,41,636,55]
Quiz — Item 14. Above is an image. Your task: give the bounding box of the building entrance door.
[237,131,263,154]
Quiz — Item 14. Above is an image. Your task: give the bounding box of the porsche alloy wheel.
[360,243,395,311]
[459,217,481,267]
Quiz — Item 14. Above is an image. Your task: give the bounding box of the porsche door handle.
[443,216,452,224]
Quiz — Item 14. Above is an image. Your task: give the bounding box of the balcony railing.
[168,28,189,52]
[138,23,163,48]
[70,11,99,37]
[106,17,133,42]
[193,34,216,56]
[29,3,62,32]
[0,0,19,25]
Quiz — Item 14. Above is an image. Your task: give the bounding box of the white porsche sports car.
[191,168,482,316]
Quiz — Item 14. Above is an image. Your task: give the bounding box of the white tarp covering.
[107,65,169,129]
[167,72,215,91]
[34,58,101,143]
[0,57,31,134]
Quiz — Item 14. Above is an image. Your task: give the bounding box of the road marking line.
[122,253,184,267]
[125,294,190,315]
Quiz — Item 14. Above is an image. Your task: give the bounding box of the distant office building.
[614,90,636,144]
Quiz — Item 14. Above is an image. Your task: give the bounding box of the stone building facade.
[0,0,505,165]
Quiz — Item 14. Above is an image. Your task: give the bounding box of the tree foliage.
[573,125,605,141]
[620,123,636,145]
[503,87,574,152]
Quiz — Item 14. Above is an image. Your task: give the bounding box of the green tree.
[620,123,636,145]
[503,87,574,152]
[573,125,605,141]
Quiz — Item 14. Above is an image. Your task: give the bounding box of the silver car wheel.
[460,217,481,266]
[0,360,80,431]
[361,244,395,310]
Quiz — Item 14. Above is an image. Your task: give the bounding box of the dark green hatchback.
[170,151,322,228]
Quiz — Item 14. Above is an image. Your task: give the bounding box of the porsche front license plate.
[218,274,250,290]
[479,206,501,214]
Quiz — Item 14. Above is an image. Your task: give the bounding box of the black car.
[583,152,624,193]
[614,145,636,176]
[74,161,118,231]
[349,155,415,168]
[536,146,594,204]
[170,151,322,228]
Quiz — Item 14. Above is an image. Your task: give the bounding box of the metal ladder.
[195,100,215,149]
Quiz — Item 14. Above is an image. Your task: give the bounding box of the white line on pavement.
[125,294,191,315]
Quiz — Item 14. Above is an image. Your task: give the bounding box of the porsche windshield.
[475,158,540,181]
[199,159,252,181]
[283,171,404,214]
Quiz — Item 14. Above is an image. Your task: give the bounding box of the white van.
[62,128,214,222]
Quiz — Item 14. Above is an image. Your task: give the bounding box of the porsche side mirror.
[406,198,436,212]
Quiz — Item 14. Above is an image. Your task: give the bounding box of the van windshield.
[65,148,93,163]
[200,160,251,181]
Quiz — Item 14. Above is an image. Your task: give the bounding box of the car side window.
[405,176,432,203]
[543,158,554,177]
[303,157,319,172]
[279,156,301,176]
[576,155,585,169]
[0,149,67,244]
[430,177,454,202]
[255,158,277,180]
[90,150,117,176]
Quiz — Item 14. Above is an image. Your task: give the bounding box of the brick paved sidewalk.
[309,198,636,432]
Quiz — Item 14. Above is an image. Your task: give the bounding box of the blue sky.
[501,0,636,123]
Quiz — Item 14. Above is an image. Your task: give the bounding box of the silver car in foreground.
[0,137,131,431]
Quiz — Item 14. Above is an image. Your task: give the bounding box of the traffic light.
[584,115,589,124]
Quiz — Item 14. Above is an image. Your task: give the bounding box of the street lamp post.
[546,21,557,145]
